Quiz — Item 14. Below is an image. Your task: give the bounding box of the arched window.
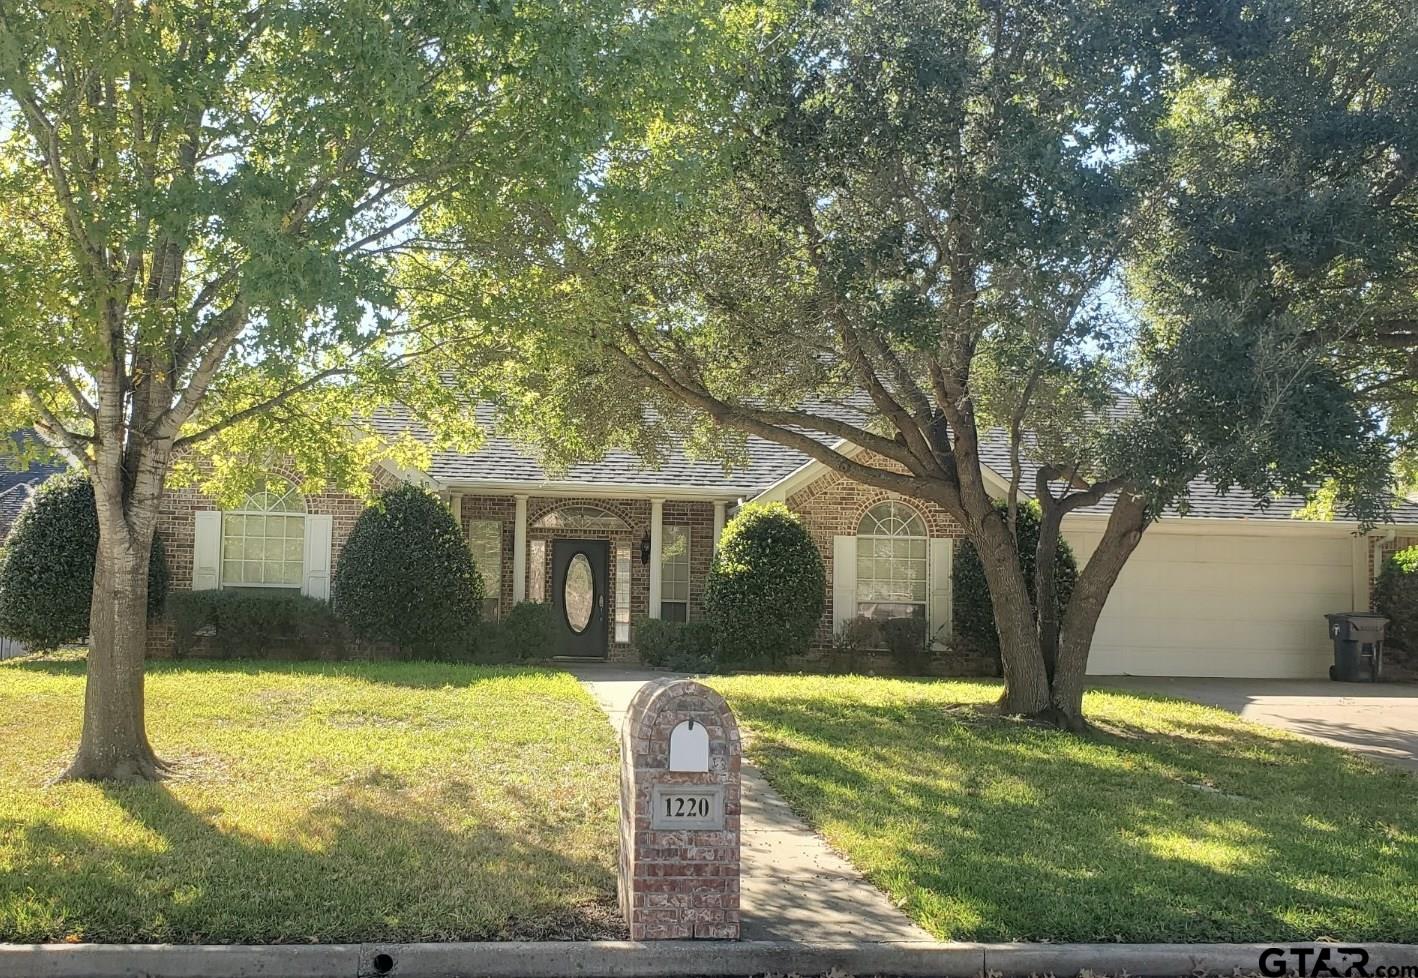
[856,501,927,620]
[221,481,306,587]
[533,504,628,531]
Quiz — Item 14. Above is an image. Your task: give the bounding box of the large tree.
[0,0,694,779]
[1127,0,1418,491]
[419,0,1397,729]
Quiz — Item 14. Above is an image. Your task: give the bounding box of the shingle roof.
[0,432,66,543]
[369,403,815,495]
[369,401,1418,523]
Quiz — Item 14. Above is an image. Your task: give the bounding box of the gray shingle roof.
[369,403,814,495]
[369,401,1418,524]
[0,432,67,543]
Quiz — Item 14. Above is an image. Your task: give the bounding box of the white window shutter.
[192,511,222,591]
[302,514,333,600]
[929,538,953,648]
[832,535,858,630]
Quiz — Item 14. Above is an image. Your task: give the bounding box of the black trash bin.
[1324,613,1388,682]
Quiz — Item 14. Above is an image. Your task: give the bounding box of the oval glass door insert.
[564,553,595,633]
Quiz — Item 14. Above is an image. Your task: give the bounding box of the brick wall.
[786,451,966,646]
[456,495,717,662]
[1370,535,1418,610]
[458,495,518,615]
[619,679,741,940]
[149,464,397,656]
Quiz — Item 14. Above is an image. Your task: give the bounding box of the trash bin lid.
[1325,612,1389,624]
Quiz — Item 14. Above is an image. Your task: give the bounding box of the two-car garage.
[1065,522,1368,679]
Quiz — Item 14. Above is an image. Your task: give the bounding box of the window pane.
[468,520,502,617]
[662,601,688,623]
[615,547,631,643]
[529,540,546,602]
[660,526,691,617]
[856,503,927,621]
[564,553,595,633]
[220,488,306,590]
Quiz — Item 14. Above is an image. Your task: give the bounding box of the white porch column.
[712,501,727,555]
[449,493,463,528]
[512,494,529,603]
[648,497,665,619]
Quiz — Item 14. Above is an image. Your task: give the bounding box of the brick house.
[152,412,1418,678]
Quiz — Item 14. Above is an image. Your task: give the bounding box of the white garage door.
[1063,527,1359,679]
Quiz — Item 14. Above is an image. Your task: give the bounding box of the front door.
[551,539,610,658]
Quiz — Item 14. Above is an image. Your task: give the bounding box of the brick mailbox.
[619,678,741,940]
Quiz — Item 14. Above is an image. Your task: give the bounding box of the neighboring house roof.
[0,432,67,543]
[370,401,1418,525]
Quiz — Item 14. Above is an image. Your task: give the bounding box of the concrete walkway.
[567,664,933,944]
[1099,676,1418,772]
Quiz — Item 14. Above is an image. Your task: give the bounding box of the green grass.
[710,674,1418,944]
[0,657,621,944]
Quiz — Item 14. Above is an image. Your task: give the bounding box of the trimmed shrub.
[0,473,169,650]
[493,601,559,661]
[704,502,825,665]
[952,500,1077,668]
[332,485,483,657]
[1375,546,1418,652]
[881,615,930,671]
[634,617,718,672]
[168,589,343,659]
[832,614,882,654]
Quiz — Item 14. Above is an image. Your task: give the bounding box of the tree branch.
[172,366,352,450]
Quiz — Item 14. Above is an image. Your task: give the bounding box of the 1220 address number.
[650,786,724,829]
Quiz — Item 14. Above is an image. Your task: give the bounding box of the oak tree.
[420,0,1396,728]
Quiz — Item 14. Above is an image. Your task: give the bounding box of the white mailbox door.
[667,719,710,772]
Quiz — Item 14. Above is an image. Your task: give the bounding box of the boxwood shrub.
[634,616,718,672]
[332,485,483,657]
[472,600,558,662]
[704,502,824,665]
[168,589,343,659]
[952,500,1076,667]
[1374,546,1418,652]
[0,473,169,650]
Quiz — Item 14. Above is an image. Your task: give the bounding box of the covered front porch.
[446,489,734,659]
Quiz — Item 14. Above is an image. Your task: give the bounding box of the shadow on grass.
[4,778,621,944]
[728,692,1418,944]
[3,655,567,690]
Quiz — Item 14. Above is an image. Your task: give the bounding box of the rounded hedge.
[0,472,169,650]
[704,501,825,665]
[331,484,483,656]
[1374,546,1418,653]
[953,500,1077,664]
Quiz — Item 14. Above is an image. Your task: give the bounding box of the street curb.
[2,939,1416,978]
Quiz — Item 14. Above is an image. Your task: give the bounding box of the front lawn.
[711,675,1418,944]
[0,657,620,943]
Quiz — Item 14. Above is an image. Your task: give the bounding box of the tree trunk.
[970,508,1051,716]
[1034,502,1065,683]
[58,453,168,783]
[1046,492,1149,731]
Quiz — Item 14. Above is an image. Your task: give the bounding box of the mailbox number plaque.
[650,784,724,831]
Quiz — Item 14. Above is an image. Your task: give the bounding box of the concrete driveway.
[1097,676,1418,772]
